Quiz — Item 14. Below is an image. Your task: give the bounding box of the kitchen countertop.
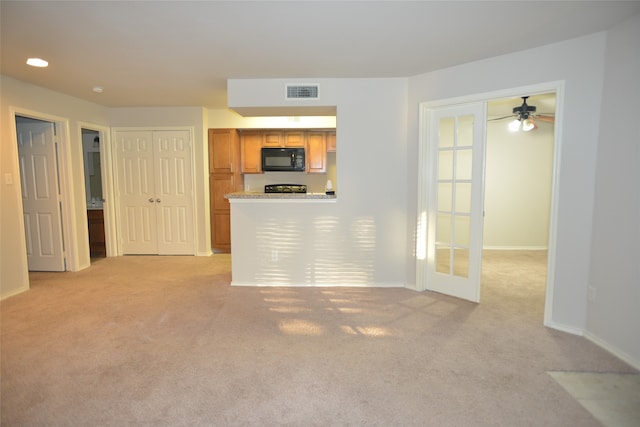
[225,191,337,202]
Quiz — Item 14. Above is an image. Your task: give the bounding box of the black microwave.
[261,147,305,172]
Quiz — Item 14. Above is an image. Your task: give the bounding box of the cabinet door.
[209,129,238,174]
[211,174,233,210]
[212,212,231,250]
[263,131,283,147]
[241,131,263,173]
[210,174,233,252]
[87,209,106,257]
[284,131,305,147]
[327,131,337,152]
[306,132,327,174]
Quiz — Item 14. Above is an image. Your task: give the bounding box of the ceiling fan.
[490,96,555,132]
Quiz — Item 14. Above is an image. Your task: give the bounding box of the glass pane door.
[426,102,486,302]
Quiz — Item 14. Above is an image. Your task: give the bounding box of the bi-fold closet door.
[114,130,194,255]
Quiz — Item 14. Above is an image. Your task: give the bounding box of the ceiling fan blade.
[535,115,555,123]
[488,115,516,121]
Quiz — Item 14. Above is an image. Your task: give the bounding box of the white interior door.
[154,131,194,255]
[17,118,65,271]
[115,131,158,254]
[425,102,486,302]
[115,130,194,255]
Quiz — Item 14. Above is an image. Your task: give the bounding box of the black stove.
[264,184,307,194]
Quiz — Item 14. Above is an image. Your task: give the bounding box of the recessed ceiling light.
[26,58,48,67]
[92,86,104,94]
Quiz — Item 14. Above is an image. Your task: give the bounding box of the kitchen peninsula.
[225,189,350,288]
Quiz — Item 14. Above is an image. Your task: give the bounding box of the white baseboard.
[544,319,585,336]
[1,284,29,301]
[584,330,640,371]
[482,246,548,250]
[545,321,640,370]
[231,281,406,288]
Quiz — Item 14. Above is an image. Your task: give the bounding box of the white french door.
[421,102,486,302]
[115,130,194,255]
[17,119,65,271]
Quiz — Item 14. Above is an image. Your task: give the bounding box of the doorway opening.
[82,128,106,260]
[482,92,556,320]
[14,112,74,273]
[416,82,562,326]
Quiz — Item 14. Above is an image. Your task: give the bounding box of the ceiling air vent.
[286,84,319,100]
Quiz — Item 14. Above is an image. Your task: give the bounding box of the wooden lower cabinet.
[210,174,235,252]
[212,211,231,249]
[87,209,106,257]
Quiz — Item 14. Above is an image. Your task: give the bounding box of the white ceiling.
[2,1,639,110]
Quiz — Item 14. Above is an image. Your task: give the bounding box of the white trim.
[482,246,549,251]
[0,284,30,301]
[231,281,405,288]
[416,80,565,329]
[544,319,584,336]
[584,331,640,371]
[414,103,430,291]
[543,83,565,330]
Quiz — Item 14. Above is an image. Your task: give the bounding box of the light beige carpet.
[1,251,637,426]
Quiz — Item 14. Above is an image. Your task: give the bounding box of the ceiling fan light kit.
[492,95,554,132]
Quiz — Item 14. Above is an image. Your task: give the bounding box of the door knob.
[156,199,161,203]
[148,198,154,203]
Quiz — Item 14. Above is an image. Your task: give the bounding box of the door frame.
[78,122,117,257]
[416,81,565,327]
[10,107,79,271]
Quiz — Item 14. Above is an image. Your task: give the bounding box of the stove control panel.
[264,184,307,194]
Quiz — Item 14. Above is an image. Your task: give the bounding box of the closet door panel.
[115,131,158,254]
[154,130,194,255]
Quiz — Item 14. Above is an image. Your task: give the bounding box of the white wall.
[227,78,409,286]
[1,75,110,298]
[483,119,554,249]
[587,13,640,369]
[109,107,210,255]
[407,33,609,333]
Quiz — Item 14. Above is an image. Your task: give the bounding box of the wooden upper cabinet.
[284,131,305,147]
[327,131,336,152]
[263,130,306,147]
[238,128,334,174]
[306,132,327,174]
[209,129,238,174]
[240,131,263,173]
[262,131,283,147]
